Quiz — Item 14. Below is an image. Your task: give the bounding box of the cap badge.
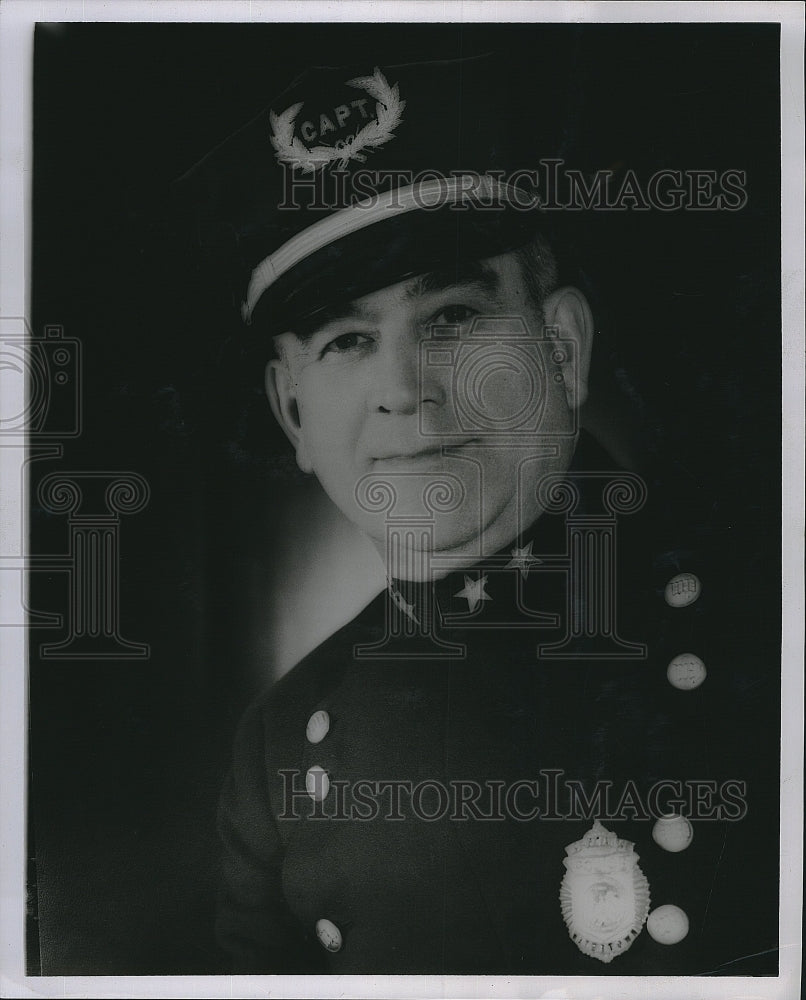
[270,67,405,174]
[559,820,651,963]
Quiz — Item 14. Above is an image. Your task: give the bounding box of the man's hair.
[514,232,559,315]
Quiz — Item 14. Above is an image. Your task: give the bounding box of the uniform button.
[315,917,343,953]
[667,653,707,690]
[652,815,694,852]
[306,765,330,801]
[647,904,689,945]
[306,709,330,744]
[664,572,701,607]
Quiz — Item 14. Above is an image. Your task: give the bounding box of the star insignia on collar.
[505,541,542,580]
[454,574,492,613]
[389,587,420,625]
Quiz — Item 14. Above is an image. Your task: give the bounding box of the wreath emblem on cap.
[270,67,405,174]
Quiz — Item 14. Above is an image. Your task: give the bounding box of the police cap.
[177,53,562,337]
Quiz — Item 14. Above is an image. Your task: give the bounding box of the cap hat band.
[242,175,527,323]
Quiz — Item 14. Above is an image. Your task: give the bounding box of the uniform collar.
[387,515,567,628]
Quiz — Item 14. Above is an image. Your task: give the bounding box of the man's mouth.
[371,439,480,463]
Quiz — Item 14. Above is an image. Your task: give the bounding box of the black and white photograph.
[0,2,802,997]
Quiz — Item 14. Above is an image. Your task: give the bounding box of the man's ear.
[541,286,594,410]
[265,358,313,473]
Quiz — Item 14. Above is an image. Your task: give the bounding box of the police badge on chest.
[560,820,651,963]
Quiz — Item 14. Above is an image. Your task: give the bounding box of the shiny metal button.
[664,572,701,607]
[306,709,330,744]
[667,653,707,690]
[306,765,330,802]
[652,815,694,853]
[647,904,689,945]
[315,917,343,953]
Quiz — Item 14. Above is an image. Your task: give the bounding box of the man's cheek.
[301,404,353,466]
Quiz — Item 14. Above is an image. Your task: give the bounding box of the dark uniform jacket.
[216,470,779,976]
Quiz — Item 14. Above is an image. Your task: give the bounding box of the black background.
[28,22,780,975]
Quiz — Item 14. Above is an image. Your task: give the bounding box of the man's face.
[268,250,592,576]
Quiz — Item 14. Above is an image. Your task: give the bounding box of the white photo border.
[1,2,802,998]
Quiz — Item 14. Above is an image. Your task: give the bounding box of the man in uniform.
[179,53,779,976]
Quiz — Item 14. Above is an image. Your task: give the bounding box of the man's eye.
[430,305,477,327]
[321,332,372,357]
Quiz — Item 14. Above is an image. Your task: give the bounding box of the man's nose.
[368,336,445,415]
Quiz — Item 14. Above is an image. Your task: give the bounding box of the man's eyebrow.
[403,262,502,301]
[287,261,502,345]
[289,299,373,345]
